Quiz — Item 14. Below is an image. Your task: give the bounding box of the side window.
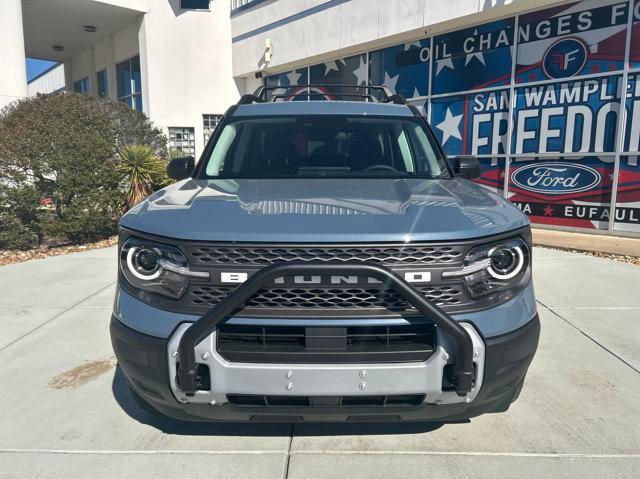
[396,129,414,172]
[405,123,443,176]
[206,124,238,176]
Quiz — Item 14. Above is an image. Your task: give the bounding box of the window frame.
[116,55,142,111]
[96,69,108,97]
[73,77,89,94]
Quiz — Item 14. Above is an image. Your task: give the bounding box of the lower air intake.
[216,323,436,363]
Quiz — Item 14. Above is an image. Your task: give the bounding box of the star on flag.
[352,56,368,86]
[435,108,463,146]
[286,70,302,85]
[383,71,400,93]
[465,51,486,66]
[465,30,486,66]
[323,59,346,76]
[435,57,454,76]
[404,40,423,51]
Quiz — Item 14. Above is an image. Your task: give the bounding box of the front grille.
[216,323,436,363]
[188,284,465,313]
[227,394,426,407]
[185,244,464,266]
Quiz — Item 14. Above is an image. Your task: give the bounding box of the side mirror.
[451,156,482,180]
[167,156,195,180]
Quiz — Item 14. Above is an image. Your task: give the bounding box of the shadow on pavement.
[112,366,449,436]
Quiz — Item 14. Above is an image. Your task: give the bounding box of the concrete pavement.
[0,246,639,478]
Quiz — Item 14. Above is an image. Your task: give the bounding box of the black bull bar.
[177,263,475,396]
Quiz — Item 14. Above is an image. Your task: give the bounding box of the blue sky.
[26,58,58,81]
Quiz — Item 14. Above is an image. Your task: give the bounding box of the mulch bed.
[0,236,118,266]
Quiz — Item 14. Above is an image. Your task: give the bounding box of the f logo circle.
[542,38,588,79]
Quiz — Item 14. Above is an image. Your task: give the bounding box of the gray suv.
[111,85,540,422]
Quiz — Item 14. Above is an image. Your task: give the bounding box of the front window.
[202,116,450,179]
[116,56,142,111]
[73,77,89,94]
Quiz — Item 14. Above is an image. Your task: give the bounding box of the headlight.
[459,237,530,299]
[120,237,207,299]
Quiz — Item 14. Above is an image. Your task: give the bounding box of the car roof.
[233,101,415,117]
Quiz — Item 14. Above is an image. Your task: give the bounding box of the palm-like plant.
[117,144,170,210]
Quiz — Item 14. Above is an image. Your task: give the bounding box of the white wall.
[0,0,28,109]
[230,0,567,77]
[27,64,65,96]
[140,0,240,155]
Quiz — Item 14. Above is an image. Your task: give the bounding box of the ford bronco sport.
[111,85,540,422]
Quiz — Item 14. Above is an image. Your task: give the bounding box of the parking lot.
[0,245,639,478]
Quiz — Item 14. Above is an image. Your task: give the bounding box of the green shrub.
[0,92,167,249]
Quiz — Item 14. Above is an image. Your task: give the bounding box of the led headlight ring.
[487,245,524,280]
[126,246,162,280]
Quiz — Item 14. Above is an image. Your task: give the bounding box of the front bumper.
[110,313,540,422]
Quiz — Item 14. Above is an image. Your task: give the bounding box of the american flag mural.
[264,0,640,234]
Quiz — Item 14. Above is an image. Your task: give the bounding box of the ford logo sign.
[511,163,601,195]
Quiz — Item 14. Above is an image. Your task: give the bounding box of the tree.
[0,92,167,249]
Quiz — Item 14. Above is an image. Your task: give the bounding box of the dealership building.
[1,0,639,236]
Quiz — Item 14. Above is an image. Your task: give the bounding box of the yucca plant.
[117,144,170,210]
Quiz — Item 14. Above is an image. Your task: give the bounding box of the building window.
[169,127,196,156]
[73,77,89,93]
[203,114,222,144]
[181,0,210,10]
[116,55,142,111]
[97,70,108,97]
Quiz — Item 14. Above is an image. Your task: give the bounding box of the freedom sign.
[511,75,621,155]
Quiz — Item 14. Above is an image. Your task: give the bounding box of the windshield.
[202,115,450,179]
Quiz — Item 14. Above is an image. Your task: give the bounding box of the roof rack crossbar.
[245,84,406,104]
[270,92,380,102]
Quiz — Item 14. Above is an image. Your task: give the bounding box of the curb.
[532,228,640,258]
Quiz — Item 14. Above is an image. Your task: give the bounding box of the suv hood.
[120,178,529,242]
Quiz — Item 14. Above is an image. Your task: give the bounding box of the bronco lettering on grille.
[218,272,432,285]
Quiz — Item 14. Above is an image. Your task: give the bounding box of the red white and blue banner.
[630,0,640,69]
[614,156,640,232]
[263,0,640,233]
[508,156,615,229]
[432,18,515,94]
[516,0,629,83]
[369,40,430,99]
[431,89,510,157]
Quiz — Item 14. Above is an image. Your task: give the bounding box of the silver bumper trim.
[167,322,485,406]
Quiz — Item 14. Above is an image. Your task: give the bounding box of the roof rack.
[238,84,407,105]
